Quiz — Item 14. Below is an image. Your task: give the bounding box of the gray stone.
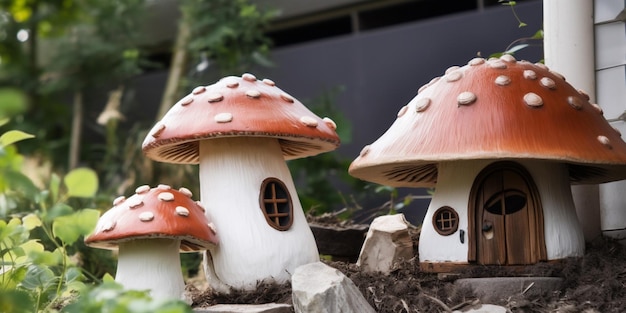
[292,262,375,313]
[453,304,508,313]
[455,277,563,303]
[356,214,414,273]
[193,303,292,313]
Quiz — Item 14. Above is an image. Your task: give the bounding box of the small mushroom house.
[85,184,217,301]
[142,74,340,291]
[349,55,626,272]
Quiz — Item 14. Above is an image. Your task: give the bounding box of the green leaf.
[63,168,99,198]
[45,203,74,223]
[49,174,61,203]
[531,29,544,39]
[102,272,115,282]
[52,209,100,245]
[0,88,28,119]
[504,44,529,55]
[20,264,56,291]
[0,130,35,147]
[0,289,35,313]
[0,118,9,127]
[22,214,42,230]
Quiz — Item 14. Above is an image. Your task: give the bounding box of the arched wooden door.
[468,162,546,265]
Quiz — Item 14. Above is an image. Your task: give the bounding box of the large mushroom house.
[85,184,218,301]
[142,73,340,291]
[349,55,626,272]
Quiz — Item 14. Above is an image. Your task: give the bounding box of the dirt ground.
[191,233,626,313]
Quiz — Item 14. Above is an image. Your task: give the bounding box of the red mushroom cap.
[349,55,626,187]
[142,73,340,164]
[85,184,218,252]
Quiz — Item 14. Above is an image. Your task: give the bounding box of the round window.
[432,206,459,236]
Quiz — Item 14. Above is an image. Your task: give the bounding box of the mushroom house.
[85,184,217,301]
[349,55,626,272]
[142,73,340,291]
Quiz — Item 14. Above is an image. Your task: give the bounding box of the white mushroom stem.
[198,137,319,291]
[114,238,188,302]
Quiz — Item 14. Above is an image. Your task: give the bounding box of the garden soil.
[190,231,626,313]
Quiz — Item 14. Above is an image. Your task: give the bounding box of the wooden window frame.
[259,177,294,231]
[432,206,459,236]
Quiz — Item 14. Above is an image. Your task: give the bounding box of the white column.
[544,0,601,241]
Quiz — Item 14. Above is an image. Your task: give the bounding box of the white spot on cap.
[158,192,175,202]
[196,201,205,212]
[323,117,337,130]
[397,105,408,117]
[523,70,537,80]
[246,89,261,98]
[208,222,217,235]
[180,96,194,106]
[360,145,370,157]
[192,86,206,95]
[262,78,275,86]
[488,60,507,69]
[445,66,460,74]
[457,91,477,105]
[567,96,583,110]
[415,97,431,112]
[495,75,511,86]
[179,187,193,198]
[534,62,549,71]
[226,81,239,88]
[598,135,612,149]
[157,184,171,190]
[139,212,154,222]
[127,197,144,209]
[151,123,166,138]
[207,93,224,103]
[175,206,190,217]
[113,196,126,206]
[242,73,257,81]
[550,70,565,81]
[524,92,543,107]
[591,103,603,115]
[280,93,294,103]
[468,58,485,66]
[540,77,556,90]
[215,112,233,123]
[445,71,462,82]
[135,185,150,194]
[578,89,591,101]
[300,116,318,127]
[102,220,116,232]
[500,54,517,63]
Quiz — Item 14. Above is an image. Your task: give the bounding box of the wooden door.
[469,162,546,265]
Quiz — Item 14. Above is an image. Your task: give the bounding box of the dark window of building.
[260,178,294,231]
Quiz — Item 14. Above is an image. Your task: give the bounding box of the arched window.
[259,178,293,231]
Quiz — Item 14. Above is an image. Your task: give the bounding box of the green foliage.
[182,0,277,76]
[288,87,367,214]
[0,124,195,311]
[0,0,148,170]
[62,282,193,313]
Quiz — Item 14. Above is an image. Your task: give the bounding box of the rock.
[452,304,508,313]
[310,223,369,262]
[455,277,563,303]
[292,262,375,313]
[193,303,291,313]
[356,214,414,273]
